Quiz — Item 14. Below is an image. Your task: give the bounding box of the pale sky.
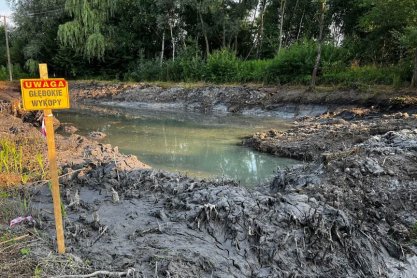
[0,0,11,16]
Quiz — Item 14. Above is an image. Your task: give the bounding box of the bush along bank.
[125,41,413,87]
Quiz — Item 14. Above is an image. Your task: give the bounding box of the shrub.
[265,41,316,84]
[265,40,349,84]
[237,60,270,83]
[321,65,406,86]
[0,64,29,80]
[177,46,205,81]
[124,43,411,87]
[126,59,162,82]
[204,49,239,83]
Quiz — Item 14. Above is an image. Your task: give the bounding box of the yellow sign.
[20,78,70,110]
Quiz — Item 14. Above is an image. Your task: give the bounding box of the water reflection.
[56,106,298,185]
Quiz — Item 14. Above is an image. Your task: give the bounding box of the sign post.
[20,64,69,254]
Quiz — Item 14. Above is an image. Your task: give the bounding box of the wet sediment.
[1,82,417,276]
[30,120,417,277]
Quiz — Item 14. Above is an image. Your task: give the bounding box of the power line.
[1,8,65,18]
[26,8,65,17]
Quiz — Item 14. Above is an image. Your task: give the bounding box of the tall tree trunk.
[160,31,165,66]
[278,0,286,54]
[311,0,326,90]
[412,47,417,87]
[256,0,267,58]
[199,11,210,56]
[223,21,226,48]
[245,0,261,59]
[222,0,226,48]
[296,9,305,41]
[169,21,175,61]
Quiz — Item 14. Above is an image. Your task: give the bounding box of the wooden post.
[39,63,65,254]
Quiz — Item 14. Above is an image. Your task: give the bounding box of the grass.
[0,225,91,277]
[0,136,47,187]
[0,231,37,277]
[411,222,417,244]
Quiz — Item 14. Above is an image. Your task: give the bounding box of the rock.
[362,158,384,175]
[63,125,78,134]
[388,223,410,241]
[393,112,404,119]
[89,131,106,140]
[111,188,120,203]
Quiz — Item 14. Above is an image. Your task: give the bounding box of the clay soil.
[1,81,417,277]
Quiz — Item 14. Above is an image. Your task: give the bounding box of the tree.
[277,0,286,53]
[58,0,117,60]
[359,0,417,63]
[311,0,327,89]
[10,0,67,74]
[359,0,417,85]
[401,28,417,87]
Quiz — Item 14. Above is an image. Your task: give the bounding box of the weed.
[411,222,417,244]
[34,265,43,277]
[0,136,47,187]
[20,247,30,256]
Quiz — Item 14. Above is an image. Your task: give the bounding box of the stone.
[89,131,107,140]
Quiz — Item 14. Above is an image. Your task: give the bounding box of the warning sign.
[20,78,70,110]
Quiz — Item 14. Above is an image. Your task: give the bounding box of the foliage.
[237,59,271,83]
[0,136,47,187]
[264,40,348,84]
[321,65,409,86]
[5,0,417,86]
[0,65,29,81]
[205,49,239,83]
[58,0,117,60]
[125,43,411,86]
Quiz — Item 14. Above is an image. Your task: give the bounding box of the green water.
[56,105,298,185]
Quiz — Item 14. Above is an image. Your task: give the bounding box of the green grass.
[411,222,417,244]
[0,136,47,187]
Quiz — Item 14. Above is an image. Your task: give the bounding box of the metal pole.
[3,16,12,81]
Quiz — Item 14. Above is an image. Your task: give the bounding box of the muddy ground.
[1,81,417,277]
[69,81,417,117]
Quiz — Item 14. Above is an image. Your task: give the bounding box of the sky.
[0,0,11,16]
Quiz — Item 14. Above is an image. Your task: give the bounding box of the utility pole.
[2,15,12,81]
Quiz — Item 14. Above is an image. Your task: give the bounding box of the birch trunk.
[412,47,417,87]
[311,1,326,89]
[296,9,305,41]
[169,21,175,61]
[199,12,210,56]
[256,0,267,58]
[278,0,286,54]
[160,31,165,66]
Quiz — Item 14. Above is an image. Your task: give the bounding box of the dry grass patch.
[0,231,38,278]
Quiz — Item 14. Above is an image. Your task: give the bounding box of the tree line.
[1,0,417,87]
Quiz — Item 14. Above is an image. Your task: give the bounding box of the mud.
[28,124,417,277]
[243,109,417,161]
[1,81,417,277]
[68,81,417,117]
